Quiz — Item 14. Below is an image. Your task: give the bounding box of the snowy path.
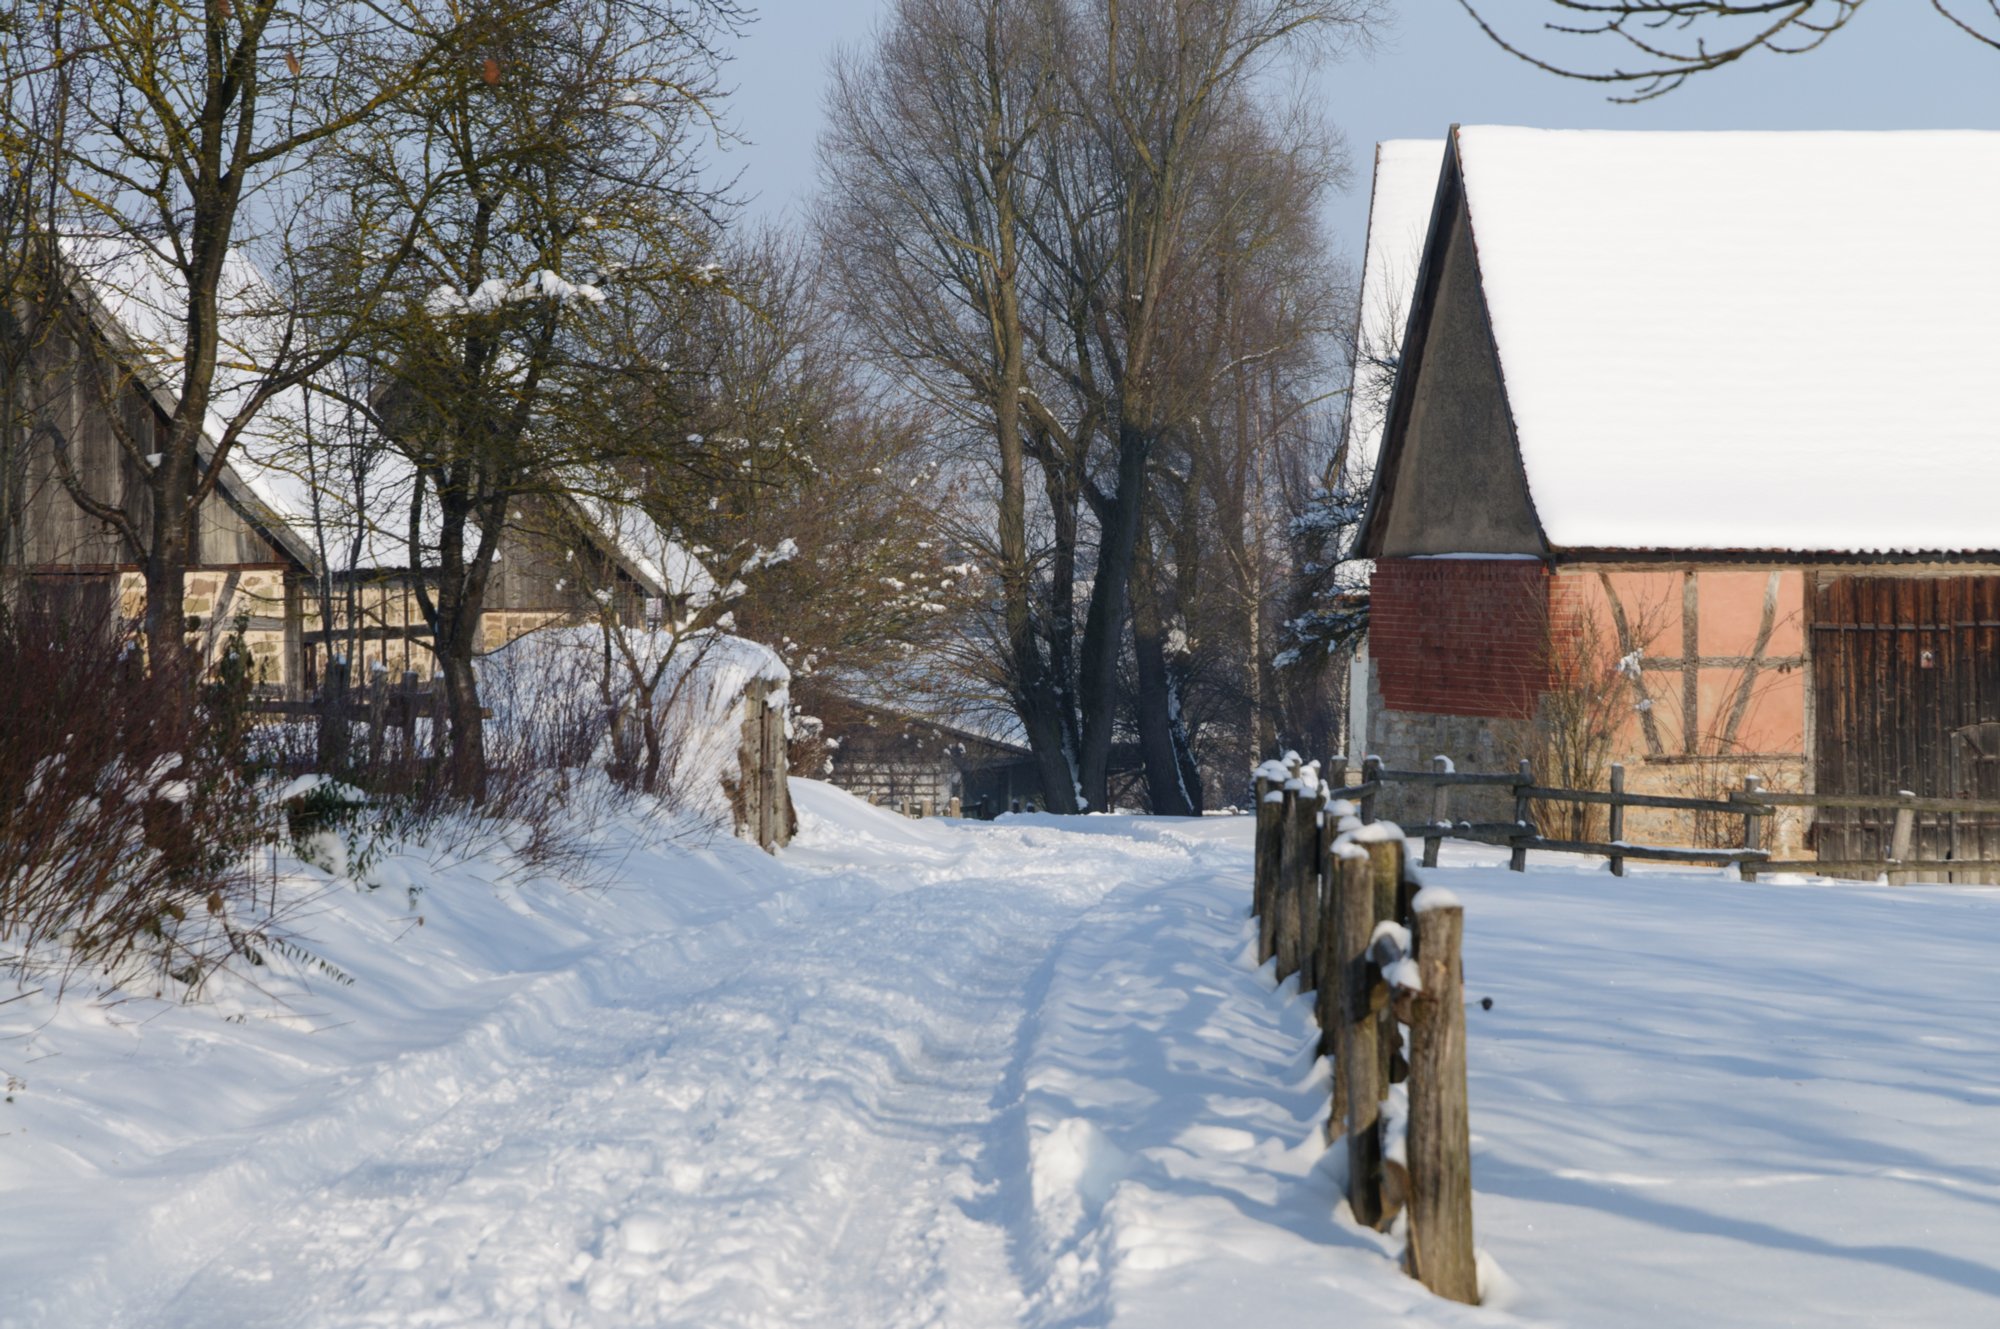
[96,799,1119,1327]
[13,785,1400,1329]
[150,867,1045,1326]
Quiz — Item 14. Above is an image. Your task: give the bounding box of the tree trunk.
[1130,522,1196,815]
[142,469,195,691]
[438,638,486,802]
[1075,423,1150,810]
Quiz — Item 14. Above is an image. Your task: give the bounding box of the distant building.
[816,700,1042,817]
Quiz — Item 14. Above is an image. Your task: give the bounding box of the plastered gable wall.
[1375,182,1542,559]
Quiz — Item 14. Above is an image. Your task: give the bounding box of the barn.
[1354,127,2000,865]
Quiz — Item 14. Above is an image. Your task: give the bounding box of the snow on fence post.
[1741,775,1766,882]
[1406,891,1478,1305]
[1608,763,1627,878]
[1509,759,1534,873]
[1368,835,1407,1090]
[1424,756,1449,868]
[1333,842,1384,1226]
[1360,755,1382,824]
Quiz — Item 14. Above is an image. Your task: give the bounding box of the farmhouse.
[10,241,688,694]
[1355,127,2000,864]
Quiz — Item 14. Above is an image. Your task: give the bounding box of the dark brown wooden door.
[1811,575,2000,869]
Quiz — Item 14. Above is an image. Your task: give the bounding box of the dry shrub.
[0,601,279,992]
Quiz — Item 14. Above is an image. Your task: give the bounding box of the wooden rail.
[1336,756,2000,885]
[1254,757,1478,1305]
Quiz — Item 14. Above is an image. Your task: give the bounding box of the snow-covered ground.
[5,782,2000,1326]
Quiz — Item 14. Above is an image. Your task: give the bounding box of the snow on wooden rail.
[1250,755,1478,1306]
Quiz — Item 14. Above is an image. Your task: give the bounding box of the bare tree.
[820,0,1087,810]
[1457,1,1998,98]
[310,0,741,798]
[2,0,475,683]
[825,0,1378,814]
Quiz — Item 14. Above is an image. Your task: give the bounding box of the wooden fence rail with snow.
[1252,755,1478,1305]
[1339,758,2000,885]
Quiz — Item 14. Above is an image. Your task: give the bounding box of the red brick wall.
[1370,558,1556,719]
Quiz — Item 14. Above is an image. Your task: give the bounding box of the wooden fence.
[1331,755,2000,885]
[1254,756,1478,1305]
[254,660,794,854]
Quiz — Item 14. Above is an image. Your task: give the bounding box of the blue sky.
[718,1,2000,272]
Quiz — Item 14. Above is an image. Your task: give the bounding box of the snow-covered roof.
[67,236,712,587]
[64,236,322,567]
[1345,140,1444,477]
[1451,126,2000,556]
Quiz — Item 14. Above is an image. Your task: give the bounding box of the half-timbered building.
[1354,127,2000,864]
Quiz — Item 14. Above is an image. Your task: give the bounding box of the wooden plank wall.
[1811,574,2000,877]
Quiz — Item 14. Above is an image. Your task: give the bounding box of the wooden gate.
[1811,575,2000,877]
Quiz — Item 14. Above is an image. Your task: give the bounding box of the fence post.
[1509,758,1534,873]
[319,657,351,772]
[1315,806,1343,1128]
[1424,756,1449,868]
[1368,836,1406,1089]
[1608,763,1627,878]
[1334,846,1383,1226]
[364,665,389,771]
[1275,779,1303,983]
[1889,795,1915,884]
[399,669,419,761]
[1741,775,1766,882]
[1255,776,1283,961]
[948,796,961,818]
[1295,785,1325,992]
[1407,894,1478,1304]
[1360,755,1382,825]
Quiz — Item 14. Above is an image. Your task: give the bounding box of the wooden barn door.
[1811,575,2000,874]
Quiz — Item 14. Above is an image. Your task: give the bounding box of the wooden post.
[1368,837,1405,1089]
[1608,763,1627,878]
[1424,756,1448,868]
[922,796,936,818]
[364,665,389,771]
[1741,775,1766,882]
[1255,776,1283,961]
[1360,755,1382,825]
[1407,894,1478,1304]
[1889,796,1915,884]
[1509,758,1533,873]
[319,658,350,772]
[1295,787,1325,993]
[1275,780,1303,983]
[948,796,961,818]
[399,669,418,763]
[1334,847,1383,1227]
[1316,812,1344,1122]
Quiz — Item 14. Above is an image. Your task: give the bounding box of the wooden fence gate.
[1811,574,2000,878]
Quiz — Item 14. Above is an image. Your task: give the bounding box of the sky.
[716,0,2000,273]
